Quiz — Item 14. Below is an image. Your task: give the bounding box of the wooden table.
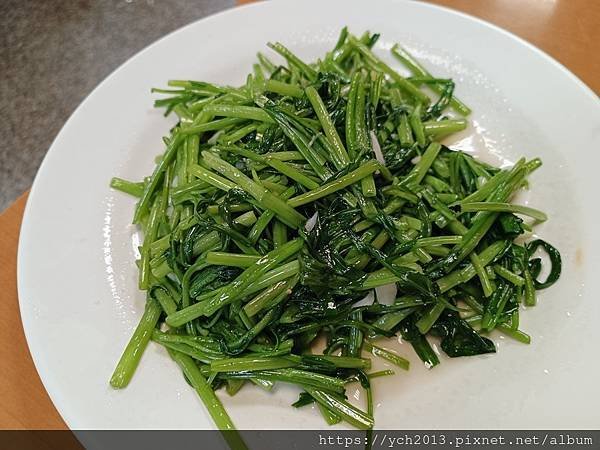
[1,0,598,434]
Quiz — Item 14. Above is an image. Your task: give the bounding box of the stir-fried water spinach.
[109,29,561,432]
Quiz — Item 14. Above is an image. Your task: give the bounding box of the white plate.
[18,0,600,430]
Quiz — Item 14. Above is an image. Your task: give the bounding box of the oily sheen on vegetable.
[109,29,561,432]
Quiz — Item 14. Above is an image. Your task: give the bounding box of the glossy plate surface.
[18,0,600,429]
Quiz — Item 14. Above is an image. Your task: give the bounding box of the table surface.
[0,0,236,211]
[1,0,598,433]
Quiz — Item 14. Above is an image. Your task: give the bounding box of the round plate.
[18,0,600,429]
